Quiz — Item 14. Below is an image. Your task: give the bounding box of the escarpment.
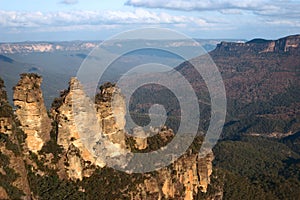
[214,34,300,54]
[13,73,51,153]
[1,74,214,199]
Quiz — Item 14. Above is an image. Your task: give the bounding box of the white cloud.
[125,0,300,19]
[125,0,300,30]
[60,0,78,5]
[266,19,300,27]
[255,3,300,19]
[219,9,243,15]
[36,24,120,33]
[0,9,220,32]
[125,0,267,11]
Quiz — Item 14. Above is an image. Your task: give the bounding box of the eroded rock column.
[51,77,98,180]
[95,82,127,149]
[13,73,51,153]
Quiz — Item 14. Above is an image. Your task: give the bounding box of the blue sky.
[0,0,299,42]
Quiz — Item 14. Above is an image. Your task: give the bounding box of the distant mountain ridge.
[0,39,242,54]
[215,34,300,54]
[0,55,14,63]
[0,41,98,54]
[4,35,297,55]
[177,33,300,137]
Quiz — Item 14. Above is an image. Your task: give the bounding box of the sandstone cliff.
[134,150,214,200]
[13,73,51,153]
[1,75,215,199]
[51,77,98,180]
[0,78,31,200]
[49,77,214,199]
[95,82,127,149]
[50,78,129,180]
[214,34,300,54]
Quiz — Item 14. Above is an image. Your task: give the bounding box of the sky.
[0,0,299,42]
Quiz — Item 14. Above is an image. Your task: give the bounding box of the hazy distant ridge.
[0,41,98,54]
[0,39,243,54]
[214,34,300,53]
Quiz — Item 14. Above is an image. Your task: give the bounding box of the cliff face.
[49,77,214,199]
[51,78,129,181]
[282,35,300,51]
[13,74,51,153]
[0,78,31,200]
[192,34,300,108]
[51,78,98,180]
[1,75,215,199]
[95,82,127,149]
[135,151,214,200]
[214,34,300,54]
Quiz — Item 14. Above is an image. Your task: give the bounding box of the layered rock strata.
[5,74,214,199]
[0,78,31,200]
[134,150,214,200]
[51,78,99,180]
[13,73,51,153]
[95,82,127,149]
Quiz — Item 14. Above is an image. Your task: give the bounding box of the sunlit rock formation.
[13,73,51,153]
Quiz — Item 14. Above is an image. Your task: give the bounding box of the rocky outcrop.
[0,78,31,200]
[13,73,51,153]
[198,151,214,193]
[130,126,174,151]
[65,144,84,180]
[50,77,215,197]
[51,78,98,180]
[282,35,300,51]
[95,82,127,149]
[126,127,213,199]
[0,144,32,200]
[214,34,300,54]
[50,78,215,197]
[132,127,148,150]
[51,78,133,180]
[134,151,214,200]
[2,74,215,199]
